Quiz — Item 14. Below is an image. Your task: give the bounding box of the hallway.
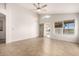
[0,37,79,56]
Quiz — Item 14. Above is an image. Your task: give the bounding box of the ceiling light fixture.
[37,9,41,12]
[42,15,51,19]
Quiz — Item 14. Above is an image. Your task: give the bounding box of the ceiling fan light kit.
[37,9,41,12]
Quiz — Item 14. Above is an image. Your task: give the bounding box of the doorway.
[39,24,44,37]
[0,13,6,43]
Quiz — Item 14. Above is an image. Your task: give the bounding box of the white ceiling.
[18,3,79,14]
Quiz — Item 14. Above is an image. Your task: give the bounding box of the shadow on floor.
[0,39,5,44]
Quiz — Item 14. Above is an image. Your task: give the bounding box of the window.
[55,22,63,28]
[54,21,63,34]
[63,20,75,34]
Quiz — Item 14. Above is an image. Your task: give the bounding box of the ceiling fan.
[33,3,47,12]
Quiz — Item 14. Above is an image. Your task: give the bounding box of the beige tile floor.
[0,37,79,56]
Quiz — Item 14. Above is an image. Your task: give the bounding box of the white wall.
[6,4,39,43]
[40,14,79,43]
[0,3,39,43]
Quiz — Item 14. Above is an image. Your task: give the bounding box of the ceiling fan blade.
[33,3,38,8]
[41,4,47,9]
